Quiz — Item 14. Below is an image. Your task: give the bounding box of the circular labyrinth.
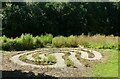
[10,47,102,68]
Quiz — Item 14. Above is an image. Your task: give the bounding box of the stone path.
[49,53,66,68]
[80,50,102,60]
[69,52,84,67]
[10,48,103,69]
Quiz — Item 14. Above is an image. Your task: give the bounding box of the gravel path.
[80,50,102,60]
[69,52,84,67]
[49,53,66,68]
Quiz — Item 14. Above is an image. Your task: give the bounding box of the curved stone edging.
[10,48,103,68]
[80,50,102,60]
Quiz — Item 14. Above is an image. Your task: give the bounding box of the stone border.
[10,48,102,69]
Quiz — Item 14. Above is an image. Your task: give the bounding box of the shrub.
[33,34,53,48]
[46,54,57,64]
[33,36,44,48]
[63,52,74,67]
[1,36,16,51]
[0,36,7,50]
[77,35,91,48]
[0,34,118,51]
[77,34,118,49]
[64,56,74,67]
[34,54,57,65]
[0,34,53,51]
[65,58,74,67]
[1,34,35,51]
[2,39,12,51]
[18,33,34,50]
[4,34,34,51]
[40,34,53,46]
[52,36,67,47]
[66,35,78,47]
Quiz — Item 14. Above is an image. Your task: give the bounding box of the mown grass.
[91,49,118,77]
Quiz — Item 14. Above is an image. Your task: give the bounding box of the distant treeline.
[2,2,119,37]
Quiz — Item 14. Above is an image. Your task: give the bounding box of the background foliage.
[2,2,119,37]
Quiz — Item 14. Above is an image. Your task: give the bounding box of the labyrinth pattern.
[10,48,102,68]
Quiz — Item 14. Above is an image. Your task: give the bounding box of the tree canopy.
[2,2,119,37]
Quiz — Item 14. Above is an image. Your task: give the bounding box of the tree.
[2,2,119,37]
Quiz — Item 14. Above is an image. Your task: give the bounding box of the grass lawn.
[91,49,118,77]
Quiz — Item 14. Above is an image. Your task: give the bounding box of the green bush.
[0,36,7,50]
[77,35,90,48]
[66,35,78,47]
[1,34,34,51]
[40,34,53,46]
[33,36,44,48]
[33,34,53,48]
[0,33,53,51]
[52,36,67,47]
[77,34,118,49]
[2,39,13,51]
[0,34,118,51]
[46,54,57,64]
[1,36,16,51]
[34,54,57,65]
[64,56,74,67]
[65,58,74,67]
[16,34,34,50]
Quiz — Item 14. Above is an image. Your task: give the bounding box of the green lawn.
[91,49,118,77]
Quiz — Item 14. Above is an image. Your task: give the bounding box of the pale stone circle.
[10,47,102,69]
